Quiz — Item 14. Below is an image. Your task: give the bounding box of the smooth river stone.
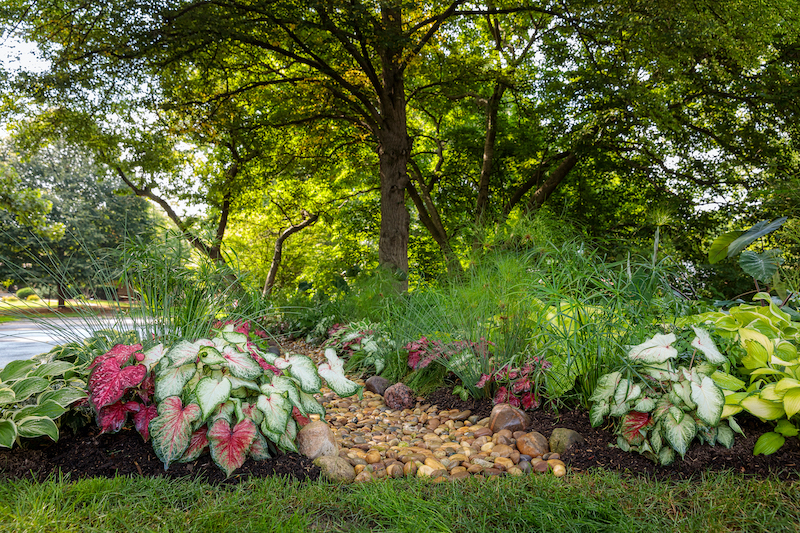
[488,403,531,434]
[516,431,549,457]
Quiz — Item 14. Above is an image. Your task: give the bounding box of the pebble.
[304,366,572,483]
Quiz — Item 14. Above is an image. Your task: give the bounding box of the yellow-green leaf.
[741,395,785,420]
[782,388,800,419]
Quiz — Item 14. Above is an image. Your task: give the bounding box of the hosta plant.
[88,320,362,476]
[589,327,745,465]
[325,321,396,375]
[720,322,800,455]
[0,358,88,448]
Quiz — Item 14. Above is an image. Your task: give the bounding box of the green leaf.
[658,445,675,466]
[0,419,17,448]
[739,250,783,283]
[753,431,785,455]
[711,371,746,391]
[10,377,49,403]
[29,361,74,378]
[589,400,609,427]
[727,218,788,258]
[774,419,799,437]
[199,346,226,366]
[741,395,785,420]
[662,408,696,457]
[690,376,725,426]
[0,387,15,406]
[781,387,800,419]
[16,416,59,441]
[38,387,87,407]
[195,376,233,420]
[0,359,37,382]
[708,230,744,263]
[14,399,68,421]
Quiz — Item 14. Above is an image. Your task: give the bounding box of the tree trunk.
[262,212,319,297]
[475,82,507,224]
[526,152,579,211]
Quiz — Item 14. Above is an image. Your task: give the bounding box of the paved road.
[0,317,137,368]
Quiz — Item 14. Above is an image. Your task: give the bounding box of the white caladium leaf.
[253,346,278,365]
[663,408,696,457]
[690,327,727,364]
[141,344,167,370]
[220,345,262,380]
[149,397,203,469]
[627,333,678,363]
[589,400,609,427]
[257,392,291,437]
[633,397,656,413]
[318,349,362,398]
[642,362,678,382]
[195,376,233,420]
[589,372,622,402]
[227,375,261,393]
[167,340,209,366]
[278,418,299,453]
[199,346,226,366]
[690,375,725,426]
[658,446,675,465]
[673,381,696,410]
[222,331,248,345]
[273,354,322,394]
[298,390,326,417]
[261,376,303,414]
[716,424,735,448]
[155,363,197,404]
[614,379,642,405]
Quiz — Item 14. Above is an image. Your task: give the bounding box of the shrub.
[26,294,40,301]
[15,287,36,299]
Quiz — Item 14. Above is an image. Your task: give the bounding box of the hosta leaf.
[256,392,291,436]
[149,397,203,469]
[721,404,744,418]
[0,419,17,448]
[208,418,257,477]
[38,387,87,407]
[711,371,746,391]
[775,419,799,437]
[16,416,59,441]
[29,361,74,378]
[14,399,67,421]
[273,354,322,394]
[195,376,233,420]
[0,387,15,405]
[741,395,785,420]
[88,358,147,411]
[782,387,800,419]
[155,363,197,403]
[716,424,735,448]
[589,372,621,402]
[663,409,696,457]
[133,403,159,441]
[97,400,140,434]
[0,359,37,381]
[180,425,209,462]
[753,431,785,455]
[220,345,262,380]
[11,377,50,403]
[589,400,609,427]
[690,376,725,426]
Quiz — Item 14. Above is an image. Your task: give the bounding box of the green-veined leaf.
[753,431,785,455]
[0,359,37,381]
[16,416,59,441]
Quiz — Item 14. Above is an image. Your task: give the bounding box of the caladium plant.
[145,321,361,476]
[589,327,745,465]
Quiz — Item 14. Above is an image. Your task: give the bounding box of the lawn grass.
[0,470,796,533]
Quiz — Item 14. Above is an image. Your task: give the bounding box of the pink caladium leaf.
[97,400,141,434]
[248,429,272,460]
[138,373,155,404]
[149,397,203,469]
[292,406,311,427]
[621,411,652,445]
[88,344,144,370]
[521,391,540,410]
[493,386,510,404]
[207,418,257,477]
[133,403,158,441]
[180,425,210,463]
[88,357,148,411]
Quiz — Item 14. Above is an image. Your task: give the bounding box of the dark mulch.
[426,387,800,482]
[1,387,798,485]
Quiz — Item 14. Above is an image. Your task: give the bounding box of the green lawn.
[0,470,796,533]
